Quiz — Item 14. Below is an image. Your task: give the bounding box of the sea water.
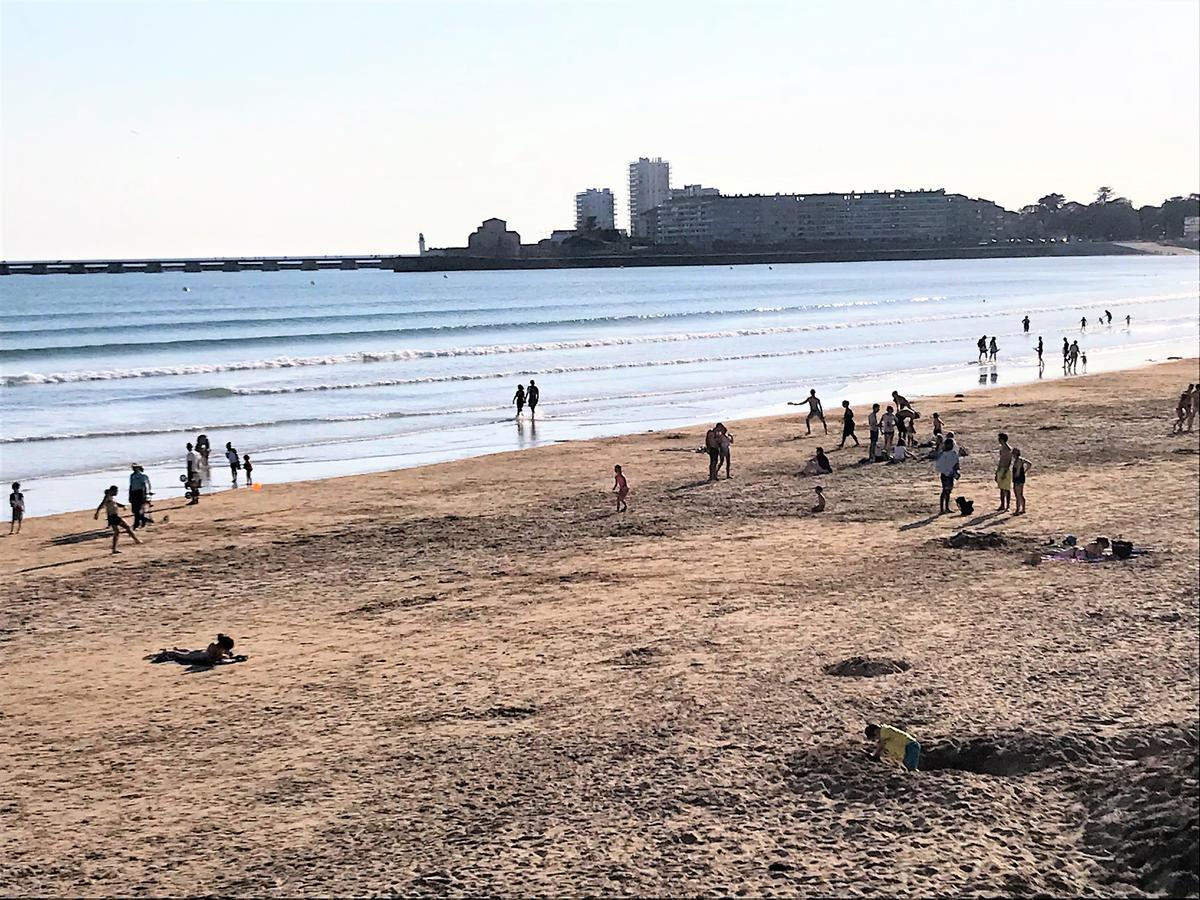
[2,255,1197,516]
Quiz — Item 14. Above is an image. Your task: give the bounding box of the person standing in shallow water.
[1022,315,1030,333]
[1035,336,1044,366]
[513,384,525,418]
[225,442,241,486]
[526,380,540,417]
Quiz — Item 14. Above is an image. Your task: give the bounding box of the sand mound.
[823,656,911,678]
[944,530,1005,550]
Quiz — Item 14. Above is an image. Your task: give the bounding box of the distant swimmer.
[95,485,140,554]
[977,335,988,362]
[789,389,827,435]
[182,286,189,292]
[527,380,540,417]
[513,383,526,417]
[1022,315,1030,333]
[1126,314,1131,327]
[612,465,629,513]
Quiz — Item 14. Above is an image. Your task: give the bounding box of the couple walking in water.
[513,380,540,418]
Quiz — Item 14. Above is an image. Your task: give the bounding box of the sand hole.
[485,705,536,719]
[921,734,1092,776]
[613,646,662,667]
[944,530,1005,550]
[823,656,911,678]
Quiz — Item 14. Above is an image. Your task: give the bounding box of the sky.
[2,0,1198,259]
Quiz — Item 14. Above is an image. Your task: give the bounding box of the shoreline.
[11,342,1197,520]
[2,359,1197,896]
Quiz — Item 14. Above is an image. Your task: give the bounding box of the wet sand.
[1,359,1198,897]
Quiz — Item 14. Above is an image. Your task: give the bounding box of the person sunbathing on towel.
[150,633,236,665]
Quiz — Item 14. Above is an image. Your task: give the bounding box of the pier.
[0,255,400,276]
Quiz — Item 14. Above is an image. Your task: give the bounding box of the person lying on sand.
[148,633,236,666]
[1083,536,1111,560]
[865,723,921,771]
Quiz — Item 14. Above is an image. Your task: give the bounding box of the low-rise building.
[466,218,521,258]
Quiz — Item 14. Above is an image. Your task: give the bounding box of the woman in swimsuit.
[1011,448,1032,515]
[94,485,141,554]
[151,633,235,666]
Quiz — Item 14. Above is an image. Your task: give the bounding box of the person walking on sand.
[1011,447,1032,515]
[716,424,734,478]
[865,723,921,771]
[705,425,722,482]
[995,432,1013,511]
[9,482,24,534]
[1022,315,1030,333]
[934,436,960,514]
[880,405,897,451]
[513,383,526,418]
[838,401,859,449]
[612,465,629,512]
[94,485,140,554]
[977,335,987,362]
[789,389,827,435]
[225,442,241,486]
[867,403,881,460]
[129,464,152,529]
[527,380,540,417]
[988,336,998,362]
[1172,385,1194,434]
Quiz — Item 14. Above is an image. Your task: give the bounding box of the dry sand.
[2,359,1198,898]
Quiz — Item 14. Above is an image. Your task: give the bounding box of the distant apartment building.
[575,188,616,232]
[628,157,671,237]
[466,218,521,258]
[1185,216,1200,239]
[640,189,1015,247]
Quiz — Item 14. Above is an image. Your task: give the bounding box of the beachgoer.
[1190,384,1200,432]
[1080,316,1087,331]
[527,380,540,416]
[934,436,960,514]
[9,482,24,534]
[977,335,987,362]
[865,723,920,771]
[1173,385,1194,434]
[1105,309,1113,324]
[151,634,235,666]
[1081,351,1088,373]
[931,412,944,449]
[612,465,629,512]
[891,390,911,411]
[513,384,526,417]
[1061,337,1070,369]
[1022,315,1030,333]
[838,401,859,449]
[242,454,254,485]
[186,442,200,481]
[1035,336,1043,365]
[94,485,140,554]
[1083,536,1111,560]
[867,403,881,460]
[225,442,241,486]
[812,485,825,513]
[716,424,734,478]
[890,442,908,462]
[789,389,827,435]
[881,406,897,451]
[196,434,211,462]
[129,464,152,529]
[1011,447,1032,515]
[1125,314,1131,327]
[898,407,921,447]
[802,447,832,476]
[988,336,998,361]
[995,432,1013,511]
[705,425,722,482]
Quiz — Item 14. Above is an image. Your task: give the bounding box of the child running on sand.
[94,485,141,554]
[9,482,24,534]
[865,723,921,771]
[612,465,629,512]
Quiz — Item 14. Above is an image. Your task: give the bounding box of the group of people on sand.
[512,380,540,418]
[1173,383,1200,434]
[186,435,254,504]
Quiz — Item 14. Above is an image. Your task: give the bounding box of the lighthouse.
[418,233,426,256]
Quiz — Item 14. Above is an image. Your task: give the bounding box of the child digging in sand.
[865,722,921,771]
[612,465,629,512]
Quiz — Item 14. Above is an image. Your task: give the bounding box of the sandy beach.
[1,359,1197,897]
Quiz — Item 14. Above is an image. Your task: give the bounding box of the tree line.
[1018,188,1199,242]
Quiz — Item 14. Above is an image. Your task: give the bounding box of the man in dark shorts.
[129,464,152,529]
[838,400,859,448]
[1022,315,1030,333]
[527,380,540,416]
[867,403,881,460]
